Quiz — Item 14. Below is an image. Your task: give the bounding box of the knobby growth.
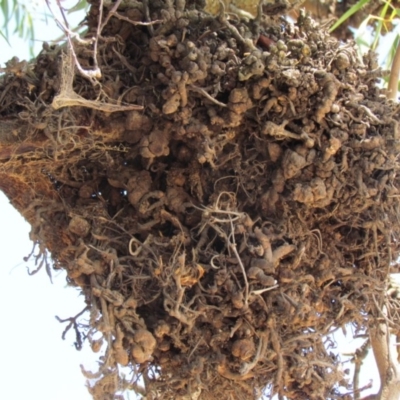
[1,1,400,399]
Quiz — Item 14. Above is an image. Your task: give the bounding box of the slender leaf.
[387,34,400,69]
[371,1,391,50]
[1,0,10,37]
[358,14,372,34]
[1,0,9,20]
[355,36,371,48]
[26,12,33,40]
[0,28,10,46]
[355,15,373,49]
[12,3,19,34]
[329,0,371,33]
[389,6,397,20]
[68,0,88,14]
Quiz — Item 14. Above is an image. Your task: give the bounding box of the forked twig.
[48,0,143,112]
[56,306,90,350]
[52,51,143,112]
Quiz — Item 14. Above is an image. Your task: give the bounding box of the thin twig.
[240,333,268,375]
[188,85,228,107]
[228,215,249,307]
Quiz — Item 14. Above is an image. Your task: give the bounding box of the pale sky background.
[0,2,95,399]
[0,1,396,399]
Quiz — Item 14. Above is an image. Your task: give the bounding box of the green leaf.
[68,0,88,14]
[0,28,10,46]
[1,0,9,21]
[355,15,373,46]
[371,1,391,50]
[329,0,371,33]
[1,3,7,37]
[387,34,400,69]
[25,12,33,40]
[13,3,19,34]
[355,36,370,48]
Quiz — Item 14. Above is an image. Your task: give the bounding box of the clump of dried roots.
[1,1,400,399]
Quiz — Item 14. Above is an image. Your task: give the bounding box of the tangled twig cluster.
[1,1,400,399]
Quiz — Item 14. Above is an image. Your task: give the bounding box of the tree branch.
[388,39,400,101]
[361,315,400,400]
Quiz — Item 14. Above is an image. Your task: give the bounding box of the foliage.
[0,0,88,57]
[1,0,37,56]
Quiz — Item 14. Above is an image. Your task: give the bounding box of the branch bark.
[388,40,400,101]
[361,316,400,400]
